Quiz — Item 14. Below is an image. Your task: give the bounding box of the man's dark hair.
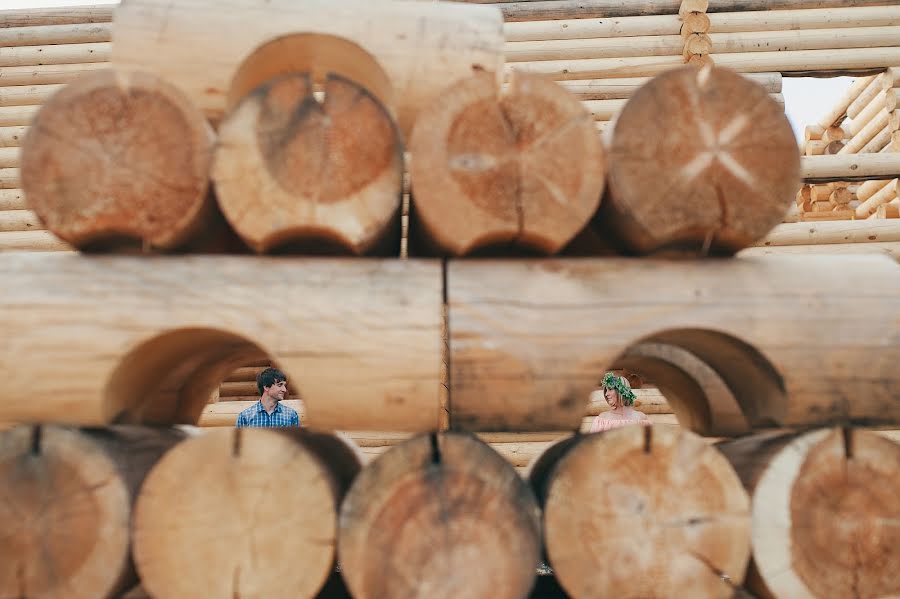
[257,367,286,396]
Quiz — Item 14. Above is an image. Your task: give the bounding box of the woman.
[589,372,650,433]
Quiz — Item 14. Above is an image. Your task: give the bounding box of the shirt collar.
[255,400,282,413]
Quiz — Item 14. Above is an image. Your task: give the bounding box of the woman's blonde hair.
[601,372,636,406]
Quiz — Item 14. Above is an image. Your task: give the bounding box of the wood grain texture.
[338,432,542,599]
[213,72,402,254]
[134,428,357,599]
[718,428,900,599]
[539,426,750,599]
[801,153,900,183]
[603,66,799,255]
[21,69,215,250]
[0,4,113,28]
[447,257,900,432]
[410,71,604,255]
[0,425,185,599]
[111,0,504,135]
[0,254,443,431]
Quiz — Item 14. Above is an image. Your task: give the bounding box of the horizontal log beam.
[756,220,900,246]
[0,256,443,431]
[0,22,111,47]
[0,105,37,127]
[0,126,27,147]
[0,167,20,188]
[448,257,900,432]
[801,153,900,182]
[0,5,114,28]
[0,188,25,210]
[0,209,42,233]
[507,47,900,80]
[0,62,107,86]
[0,42,111,68]
[0,146,19,167]
[739,241,900,261]
[559,72,780,100]
[505,26,900,63]
[0,83,63,107]
[503,6,900,42]
[0,230,70,251]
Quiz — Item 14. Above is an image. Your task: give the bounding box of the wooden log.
[505,26,900,63]
[111,0,505,136]
[810,200,833,212]
[875,202,900,219]
[857,178,891,201]
[678,0,708,17]
[0,229,71,251]
[217,380,298,398]
[810,184,832,203]
[223,365,265,382]
[558,71,780,100]
[447,257,900,432]
[134,428,358,599]
[739,241,900,261]
[823,125,846,143]
[819,74,877,128]
[856,179,899,218]
[0,209,41,232]
[0,42,110,68]
[756,219,900,245]
[681,11,711,37]
[0,425,186,599]
[0,255,443,431]
[0,167,20,188]
[0,83,64,107]
[829,187,853,205]
[213,72,402,254]
[859,123,893,153]
[494,0,898,22]
[22,69,215,250]
[0,126,27,147]
[601,67,798,255]
[0,4,114,27]
[508,47,900,81]
[0,188,25,210]
[409,70,604,256]
[0,62,107,86]
[801,153,900,183]
[0,105,38,127]
[0,146,19,167]
[338,432,542,599]
[536,427,750,598]
[0,23,111,47]
[847,88,897,137]
[717,428,900,599]
[503,6,900,42]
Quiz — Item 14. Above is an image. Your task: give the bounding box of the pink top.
[589,415,651,433]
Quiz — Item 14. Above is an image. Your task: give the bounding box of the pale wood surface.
[801,153,900,183]
[338,432,542,599]
[447,257,900,432]
[739,241,900,261]
[0,229,71,251]
[0,22,111,47]
[756,219,900,245]
[0,84,64,107]
[21,69,215,250]
[0,42,110,68]
[0,126,27,147]
[0,4,114,27]
[213,72,402,255]
[603,66,799,255]
[0,62,107,87]
[540,426,750,598]
[558,72,780,100]
[409,70,604,255]
[134,428,349,599]
[0,255,443,431]
[0,425,185,599]
[718,428,900,599]
[111,0,505,136]
[504,6,900,42]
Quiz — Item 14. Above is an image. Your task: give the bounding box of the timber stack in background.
[0,0,899,598]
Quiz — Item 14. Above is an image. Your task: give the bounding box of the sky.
[4,0,855,141]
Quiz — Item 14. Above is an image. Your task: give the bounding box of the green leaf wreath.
[601,372,636,406]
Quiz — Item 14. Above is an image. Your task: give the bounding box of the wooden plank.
[0,5,114,28]
[447,257,900,432]
[0,62,107,86]
[0,42,111,68]
[801,153,900,183]
[0,23,111,47]
[0,256,443,431]
[0,83,62,107]
[756,220,900,245]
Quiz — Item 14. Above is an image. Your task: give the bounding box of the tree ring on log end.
[606,66,800,255]
[751,428,900,599]
[133,428,340,599]
[410,70,605,256]
[543,427,751,599]
[214,71,403,254]
[21,69,214,250]
[0,426,131,599]
[338,432,542,599]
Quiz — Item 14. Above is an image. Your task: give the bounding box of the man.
[235,367,300,428]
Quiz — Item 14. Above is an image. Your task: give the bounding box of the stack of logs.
[1,1,900,598]
[796,67,900,223]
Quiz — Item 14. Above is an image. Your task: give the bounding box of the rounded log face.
[133,428,339,599]
[543,426,750,599]
[750,428,900,599]
[338,432,542,599]
[0,426,131,599]
[21,69,213,249]
[606,65,800,255]
[410,70,605,256]
[213,72,403,254]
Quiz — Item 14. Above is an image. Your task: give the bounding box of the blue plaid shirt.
[235,401,300,428]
